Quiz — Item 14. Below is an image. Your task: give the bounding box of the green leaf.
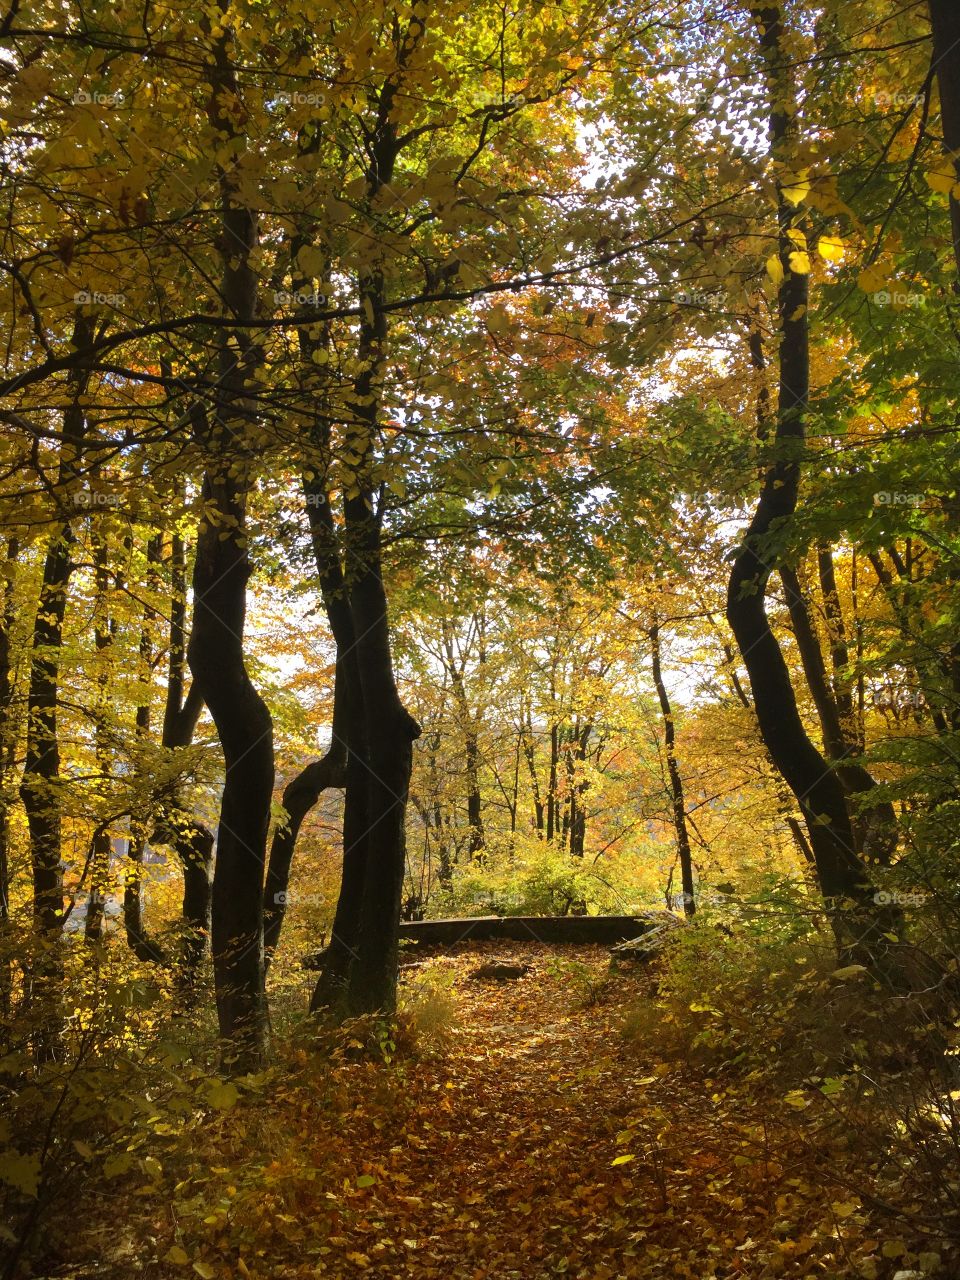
[206,1080,240,1111]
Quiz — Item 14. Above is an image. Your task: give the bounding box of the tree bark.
[0,537,18,1029]
[20,313,94,1057]
[926,0,960,730]
[187,15,273,1069]
[650,624,695,916]
[781,563,896,862]
[726,6,891,960]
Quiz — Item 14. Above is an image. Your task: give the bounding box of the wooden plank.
[397,915,648,946]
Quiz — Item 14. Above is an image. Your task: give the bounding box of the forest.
[1,0,959,1276]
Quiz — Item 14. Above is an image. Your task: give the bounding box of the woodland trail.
[58,943,913,1280]
[283,944,878,1280]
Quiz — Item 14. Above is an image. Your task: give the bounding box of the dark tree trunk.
[816,546,860,746]
[521,702,545,834]
[781,563,896,862]
[927,0,960,729]
[159,534,212,988]
[442,624,485,860]
[341,438,421,1016]
[187,21,273,1069]
[122,534,168,965]
[726,6,891,960]
[650,625,695,916]
[264,743,346,968]
[20,314,94,1057]
[84,539,114,944]
[297,480,368,1014]
[0,538,18,1029]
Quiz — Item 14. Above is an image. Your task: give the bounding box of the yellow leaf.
[781,170,810,205]
[788,250,811,274]
[831,964,868,980]
[925,165,956,194]
[165,1246,190,1266]
[817,234,845,263]
[296,245,327,278]
[766,255,784,286]
[832,1199,859,1218]
[611,1153,636,1166]
[857,265,887,294]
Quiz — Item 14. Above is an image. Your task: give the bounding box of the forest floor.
[45,943,951,1280]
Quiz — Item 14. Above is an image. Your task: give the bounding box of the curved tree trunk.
[187,15,273,1070]
[726,6,891,963]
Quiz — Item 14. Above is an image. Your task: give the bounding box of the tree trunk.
[123,534,168,965]
[187,17,273,1069]
[926,0,960,730]
[650,624,695,916]
[0,537,18,1029]
[20,314,94,1057]
[84,538,114,944]
[781,562,896,862]
[726,6,891,961]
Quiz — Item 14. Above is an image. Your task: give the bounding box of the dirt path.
[301,944,837,1280]
[50,943,927,1280]
[339,945,651,1279]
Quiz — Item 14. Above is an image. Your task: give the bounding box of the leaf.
[765,254,784,286]
[781,170,810,205]
[858,265,888,294]
[817,234,845,262]
[192,1263,216,1279]
[0,1151,41,1197]
[356,1173,376,1187]
[165,1246,190,1266]
[103,1152,135,1178]
[832,1199,859,1218]
[788,250,810,274]
[206,1080,240,1111]
[830,965,868,980]
[924,165,956,194]
[611,1153,635,1166]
